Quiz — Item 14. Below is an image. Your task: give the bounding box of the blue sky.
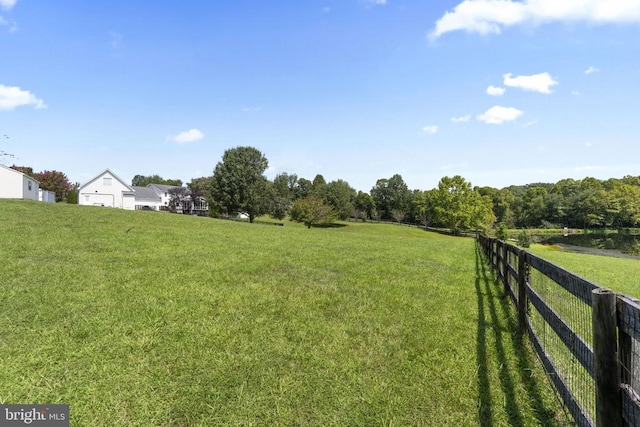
[2,0,640,192]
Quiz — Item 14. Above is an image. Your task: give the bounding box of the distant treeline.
[115,148,640,231]
[475,176,640,229]
[190,147,640,231]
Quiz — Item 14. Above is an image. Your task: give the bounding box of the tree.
[211,146,270,223]
[370,174,411,220]
[354,191,376,221]
[188,176,213,200]
[132,174,183,187]
[33,170,72,202]
[66,182,80,204]
[413,189,436,226]
[432,175,495,233]
[168,187,189,212]
[317,179,356,220]
[10,165,34,176]
[296,178,313,199]
[289,197,337,228]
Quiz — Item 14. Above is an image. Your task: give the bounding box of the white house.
[147,183,175,209]
[78,169,135,209]
[132,186,162,210]
[0,164,40,200]
[147,183,209,214]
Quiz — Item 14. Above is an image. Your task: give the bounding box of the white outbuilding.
[0,164,40,200]
[78,169,135,210]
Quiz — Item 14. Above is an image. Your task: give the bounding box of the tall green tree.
[211,146,269,223]
[370,174,411,220]
[413,189,436,226]
[317,179,356,220]
[354,191,376,221]
[432,175,495,233]
[268,173,298,220]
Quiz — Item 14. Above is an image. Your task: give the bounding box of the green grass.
[0,200,568,426]
[529,244,640,297]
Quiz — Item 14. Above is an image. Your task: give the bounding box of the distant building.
[78,169,135,209]
[131,186,162,211]
[0,164,40,200]
[39,189,56,203]
[78,169,209,214]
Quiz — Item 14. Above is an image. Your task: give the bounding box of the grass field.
[0,200,568,426]
[529,244,640,298]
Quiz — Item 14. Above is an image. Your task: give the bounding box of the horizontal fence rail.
[477,235,640,427]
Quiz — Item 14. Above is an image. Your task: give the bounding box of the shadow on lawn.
[475,245,561,427]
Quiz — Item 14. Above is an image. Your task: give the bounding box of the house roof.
[79,168,134,192]
[0,164,40,183]
[132,186,161,201]
[147,183,183,193]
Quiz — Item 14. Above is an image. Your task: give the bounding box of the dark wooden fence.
[478,235,640,427]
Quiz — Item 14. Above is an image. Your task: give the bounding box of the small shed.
[0,164,40,200]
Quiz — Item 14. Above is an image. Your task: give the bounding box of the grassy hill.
[0,200,567,426]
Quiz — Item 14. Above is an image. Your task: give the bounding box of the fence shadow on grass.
[475,245,561,427]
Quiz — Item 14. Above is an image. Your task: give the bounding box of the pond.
[540,231,640,259]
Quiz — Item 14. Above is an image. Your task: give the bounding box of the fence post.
[592,288,622,427]
[517,249,527,334]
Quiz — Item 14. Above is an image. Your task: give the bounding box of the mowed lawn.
[0,201,568,426]
[529,244,640,298]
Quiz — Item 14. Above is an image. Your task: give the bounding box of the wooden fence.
[478,235,640,427]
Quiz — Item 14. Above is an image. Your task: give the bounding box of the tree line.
[199,146,640,231]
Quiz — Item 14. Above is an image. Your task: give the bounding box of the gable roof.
[0,164,40,183]
[132,186,161,201]
[147,183,181,192]
[79,168,134,192]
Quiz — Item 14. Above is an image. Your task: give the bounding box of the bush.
[495,223,508,241]
[517,229,531,248]
[290,197,337,229]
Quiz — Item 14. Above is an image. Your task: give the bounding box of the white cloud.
[242,106,262,112]
[0,84,46,110]
[451,115,471,123]
[0,0,17,10]
[503,72,557,94]
[585,66,600,74]
[364,0,387,4]
[477,105,523,124]
[430,0,640,39]
[0,15,16,32]
[422,125,439,134]
[168,128,204,144]
[486,85,505,96]
[571,90,581,96]
[522,119,538,127]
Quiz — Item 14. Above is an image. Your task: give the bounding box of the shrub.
[517,229,531,248]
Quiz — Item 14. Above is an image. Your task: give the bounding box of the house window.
[28,181,32,191]
[103,177,112,186]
